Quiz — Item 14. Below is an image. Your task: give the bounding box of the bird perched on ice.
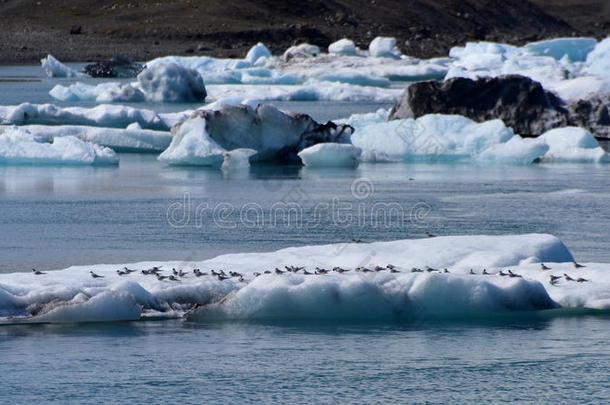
[508,270,522,278]
[90,271,104,279]
[564,273,575,281]
[540,263,551,270]
[549,275,561,285]
[573,262,586,268]
[32,269,46,275]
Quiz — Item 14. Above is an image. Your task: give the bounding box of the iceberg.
[328,38,358,56]
[4,233,605,324]
[0,103,190,131]
[298,143,362,167]
[524,38,597,62]
[158,117,226,166]
[7,124,172,153]
[283,43,321,60]
[49,82,146,103]
[159,103,353,165]
[0,129,118,166]
[137,63,207,102]
[368,37,401,59]
[585,37,610,77]
[350,113,543,163]
[207,82,402,102]
[445,37,610,101]
[40,54,81,78]
[50,63,207,103]
[538,127,610,163]
[221,148,257,170]
[245,42,272,64]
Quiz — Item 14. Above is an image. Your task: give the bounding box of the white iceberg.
[49,82,146,103]
[368,37,401,58]
[585,37,610,77]
[6,233,606,324]
[298,143,362,167]
[245,42,272,64]
[444,37,610,101]
[283,43,321,60]
[158,117,225,166]
[0,103,189,131]
[8,124,172,153]
[40,54,81,78]
[137,63,207,102]
[221,148,257,170]
[538,127,610,163]
[159,103,353,165]
[328,39,358,56]
[0,129,118,166]
[350,113,544,163]
[207,82,402,102]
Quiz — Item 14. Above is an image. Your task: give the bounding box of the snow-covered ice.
[347,110,608,164]
[444,36,610,102]
[538,127,610,163]
[298,143,362,167]
[6,233,610,323]
[0,103,191,131]
[40,54,81,78]
[0,128,118,166]
[5,124,172,153]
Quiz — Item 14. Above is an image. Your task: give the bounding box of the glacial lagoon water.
[2,65,610,404]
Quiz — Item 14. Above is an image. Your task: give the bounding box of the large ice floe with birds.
[3,233,610,324]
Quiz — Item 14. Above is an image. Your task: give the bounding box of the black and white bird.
[32,269,46,275]
[540,263,551,270]
[573,262,586,268]
[90,271,104,279]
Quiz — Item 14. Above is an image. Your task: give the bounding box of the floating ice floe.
[5,124,172,153]
[0,128,118,166]
[49,79,402,103]
[368,36,401,59]
[0,103,191,131]
[159,103,353,165]
[7,233,610,324]
[245,42,272,65]
[283,43,321,60]
[347,110,609,164]
[445,36,610,102]
[50,62,207,103]
[207,82,402,102]
[538,127,610,163]
[40,54,82,78]
[328,38,358,56]
[137,63,207,102]
[298,143,362,167]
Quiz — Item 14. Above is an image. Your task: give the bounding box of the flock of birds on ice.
[30,261,591,286]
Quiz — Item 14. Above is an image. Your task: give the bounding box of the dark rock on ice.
[83,55,145,78]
